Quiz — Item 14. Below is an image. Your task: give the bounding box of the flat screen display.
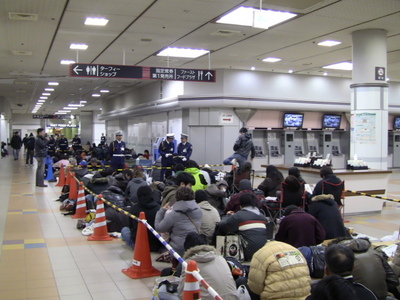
[394,117,400,130]
[283,113,304,128]
[322,114,341,129]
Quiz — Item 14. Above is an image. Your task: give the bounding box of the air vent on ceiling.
[9,12,38,21]
[12,50,33,56]
[211,29,241,37]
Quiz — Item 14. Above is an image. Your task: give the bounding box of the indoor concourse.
[1,158,400,299]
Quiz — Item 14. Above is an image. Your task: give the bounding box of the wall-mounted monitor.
[322,114,342,129]
[283,113,304,129]
[394,116,400,130]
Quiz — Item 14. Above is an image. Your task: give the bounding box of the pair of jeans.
[120,227,135,249]
[35,156,46,186]
[223,153,247,170]
[13,148,20,160]
[26,149,34,164]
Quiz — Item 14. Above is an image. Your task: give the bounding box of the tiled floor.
[1,155,400,299]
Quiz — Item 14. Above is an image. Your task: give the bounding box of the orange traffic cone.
[87,195,113,241]
[122,212,161,279]
[56,164,66,187]
[72,182,87,219]
[69,172,78,200]
[183,260,201,300]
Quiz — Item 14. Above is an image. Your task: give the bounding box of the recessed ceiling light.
[262,57,281,63]
[318,40,342,47]
[386,77,390,81]
[48,82,59,86]
[250,66,256,71]
[68,104,82,107]
[323,62,353,71]
[40,96,48,99]
[80,100,87,103]
[42,93,51,96]
[63,107,78,110]
[323,72,328,76]
[85,17,109,26]
[92,94,101,97]
[44,88,54,91]
[70,43,88,50]
[60,60,76,65]
[100,89,109,93]
[288,69,293,73]
[216,6,297,29]
[38,100,45,103]
[55,112,67,115]
[157,47,209,58]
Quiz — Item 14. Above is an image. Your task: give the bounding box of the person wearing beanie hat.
[109,130,126,171]
[223,127,255,172]
[158,133,175,181]
[224,179,261,214]
[195,190,220,243]
[176,133,192,166]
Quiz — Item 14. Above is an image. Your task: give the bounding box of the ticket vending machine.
[284,131,305,166]
[322,131,347,168]
[392,132,400,167]
[305,132,320,155]
[267,131,284,165]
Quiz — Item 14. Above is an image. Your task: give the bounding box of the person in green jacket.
[184,160,208,192]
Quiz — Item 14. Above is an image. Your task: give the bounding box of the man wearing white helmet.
[158,133,175,181]
[109,130,126,171]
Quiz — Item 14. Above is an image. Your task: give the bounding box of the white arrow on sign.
[205,71,213,80]
[73,65,83,75]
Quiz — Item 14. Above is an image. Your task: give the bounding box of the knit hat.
[239,179,252,191]
[195,190,208,203]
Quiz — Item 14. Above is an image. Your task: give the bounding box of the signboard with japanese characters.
[33,114,70,119]
[70,64,142,79]
[148,67,215,82]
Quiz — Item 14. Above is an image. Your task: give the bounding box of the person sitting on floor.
[195,189,220,244]
[257,165,284,197]
[224,179,260,214]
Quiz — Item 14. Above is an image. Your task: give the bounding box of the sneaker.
[230,158,237,165]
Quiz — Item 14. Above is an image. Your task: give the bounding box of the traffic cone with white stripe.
[72,182,87,219]
[87,194,113,241]
[122,212,161,278]
[183,260,201,300]
[56,164,66,187]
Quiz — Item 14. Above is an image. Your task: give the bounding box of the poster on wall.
[354,112,376,144]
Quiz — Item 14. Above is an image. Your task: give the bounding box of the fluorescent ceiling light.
[42,93,51,96]
[288,69,293,73]
[48,82,59,86]
[262,57,281,63]
[44,88,54,91]
[63,107,78,110]
[92,94,101,97]
[85,17,109,26]
[80,100,87,103]
[100,89,109,93]
[157,47,209,58]
[318,40,342,47]
[68,104,82,107]
[57,110,70,113]
[323,62,353,71]
[216,6,296,29]
[55,112,67,115]
[70,43,88,50]
[60,60,76,65]
[38,100,45,103]
[40,96,48,99]
[323,72,328,76]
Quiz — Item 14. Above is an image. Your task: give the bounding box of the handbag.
[216,234,245,261]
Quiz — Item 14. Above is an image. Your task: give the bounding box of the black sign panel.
[70,64,142,79]
[33,114,70,119]
[149,67,215,82]
[375,67,386,81]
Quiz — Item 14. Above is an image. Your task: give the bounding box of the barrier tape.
[345,189,400,203]
[71,173,223,300]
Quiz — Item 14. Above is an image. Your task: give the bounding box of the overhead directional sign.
[70,64,142,79]
[70,63,216,82]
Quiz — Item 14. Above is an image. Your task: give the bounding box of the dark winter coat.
[312,173,342,198]
[102,186,127,207]
[233,132,255,159]
[308,194,349,239]
[86,175,109,195]
[10,135,22,149]
[224,190,260,214]
[126,177,148,204]
[34,135,48,157]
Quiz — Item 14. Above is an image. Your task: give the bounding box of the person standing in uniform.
[58,133,69,154]
[109,131,126,171]
[71,134,81,153]
[34,128,49,187]
[47,135,56,157]
[223,127,255,171]
[100,133,106,146]
[10,132,23,160]
[176,133,192,166]
[158,133,175,181]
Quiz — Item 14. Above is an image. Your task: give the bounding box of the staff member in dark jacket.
[34,128,49,187]
[158,133,175,181]
[109,130,126,171]
[58,133,69,152]
[25,133,35,166]
[218,193,268,261]
[176,133,192,166]
[10,131,22,160]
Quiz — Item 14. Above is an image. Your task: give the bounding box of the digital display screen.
[322,114,341,129]
[283,113,304,128]
[394,117,400,129]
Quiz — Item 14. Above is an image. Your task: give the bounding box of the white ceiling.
[0,0,399,115]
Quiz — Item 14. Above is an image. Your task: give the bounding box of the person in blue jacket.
[158,133,175,181]
[176,133,193,166]
[109,130,126,171]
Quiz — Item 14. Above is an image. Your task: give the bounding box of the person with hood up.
[195,190,220,243]
[223,127,255,172]
[308,194,349,239]
[120,186,162,252]
[125,168,147,204]
[205,179,229,214]
[155,186,202,267]
[177,232,240,300]
[184,160,208,192]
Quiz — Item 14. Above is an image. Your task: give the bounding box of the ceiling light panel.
[157,47,209,58]
[70,43,88,50]
[85,17,109,26]
[323,62,352,71]
[318,40,342,47]
[263,57,281,62]
[48,82,59,86]
[60,60,76,65]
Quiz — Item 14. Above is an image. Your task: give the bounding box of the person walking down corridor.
[34,128,49,187]
[25,133,35,166]
[10,131,22,160]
